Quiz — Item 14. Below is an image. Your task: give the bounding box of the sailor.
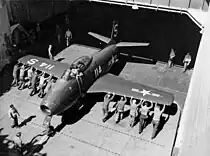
[26,66,33,88]
[115,95,127,123]
[64,14,70,27]
[30,70,40,96]
[30,125,55,145]
[18,64,28,90]
[11,62,21,87]
[129,97,141,127]
[149,103,166,139]
[183,52,192,73]
[13,132,23,154]
[168,48,176,68]
[44,78,55,95]
[8,104,20,128]
[138,101,153,134]
[71,67,82,77]
[36,22,41,41]
[65,29,72,47]
[102,92,115,122]
[48,44,54,60]
[38,73,50,98]
[55,25,62,44]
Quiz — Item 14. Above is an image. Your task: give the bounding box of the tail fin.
[88,32,111,44]
[88,20,118,44]
[88,20,150,47]
[110,20,118,40]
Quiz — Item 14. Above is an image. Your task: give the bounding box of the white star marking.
[131,88,162,97]
[139,89,151,96]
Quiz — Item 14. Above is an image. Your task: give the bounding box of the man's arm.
[137,100,141,107]
[161,104,166,113]
[123,95,127,103]
[110,92,115,100]
[148,102,154,109]
[130,96,133,104]
[149,111,154,116]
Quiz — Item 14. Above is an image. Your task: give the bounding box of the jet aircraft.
[18,21,174,118]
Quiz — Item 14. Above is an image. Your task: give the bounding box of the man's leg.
[14,116,19,127]
[151,120,159,139]
[11,119,15,128]
[115,111,120,123]
[183,61,188,73]
[12,78,18,87]
[129,115,135,127]
[139,116,145,134]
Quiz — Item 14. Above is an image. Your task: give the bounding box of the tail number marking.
[27,59,54,70]
[94,66,102,78]
[40,63,55,70]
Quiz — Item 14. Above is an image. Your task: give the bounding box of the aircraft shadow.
[164,103,178,116]
[55,93,105,132]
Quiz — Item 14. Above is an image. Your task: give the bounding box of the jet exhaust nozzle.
[40,105,51,115]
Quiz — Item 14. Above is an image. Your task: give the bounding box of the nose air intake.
[40,104,51,115]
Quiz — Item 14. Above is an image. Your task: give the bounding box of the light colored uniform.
[19,67,25,80]
[13,136,22,149]
[153,109,162,122]
[28,68,33,77]
[39,76,48,86]
[151,107,164,139]
[65,30,72,38]
[184,54,191,65]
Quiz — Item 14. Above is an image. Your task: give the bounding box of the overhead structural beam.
[89,0,206,29]
[172,6,210,156]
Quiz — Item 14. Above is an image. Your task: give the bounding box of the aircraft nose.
[40,103,51,115]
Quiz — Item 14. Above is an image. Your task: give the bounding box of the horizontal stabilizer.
[88,32,111,44]
[116,42,150,47]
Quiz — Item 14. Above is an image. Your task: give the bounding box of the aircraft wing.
[88,74,174,105]
[18,55,71,78]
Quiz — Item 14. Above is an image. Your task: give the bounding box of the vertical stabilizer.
[110,20,118,41]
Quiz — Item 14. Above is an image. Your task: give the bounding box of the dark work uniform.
[31,72,39,95]
[115,98,127,123]
[56,26,62,44]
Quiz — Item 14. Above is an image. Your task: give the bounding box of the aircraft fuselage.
[40,44,118,115]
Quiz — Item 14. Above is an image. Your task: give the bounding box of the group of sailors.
[12,62,56,98]
[102,92,167,139]
[8,104,55,155]
[168,49,192,73]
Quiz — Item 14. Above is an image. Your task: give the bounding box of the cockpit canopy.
[71,55,93,72]
[61,56,93,81]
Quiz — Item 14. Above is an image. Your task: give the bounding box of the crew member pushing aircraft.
[115,95,127,123]
[102,92,115,122]
[138,101,153,134]
[18,64,29,90]
[129,97,141,127]
[12,62,21,87]
[149,103,166,139]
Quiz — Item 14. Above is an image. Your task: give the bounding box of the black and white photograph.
[0,0,208,155]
